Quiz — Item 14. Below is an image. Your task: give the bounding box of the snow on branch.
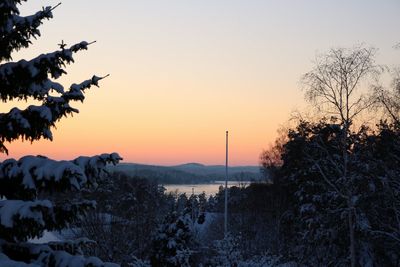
[0,153,122,200]
[63,74,109,102]
[0,200,51,228]
[0,75,109,153]
[0,241,119,267]
[72,153,122,178]
[0,2,56,61]
[0,42,91,101]
[0,200,95,242]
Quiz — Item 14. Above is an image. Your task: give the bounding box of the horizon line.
[118,161,260,167]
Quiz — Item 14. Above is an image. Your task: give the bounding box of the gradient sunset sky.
[1,0,399,165]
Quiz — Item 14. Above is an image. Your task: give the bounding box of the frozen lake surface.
[164,181,251,196]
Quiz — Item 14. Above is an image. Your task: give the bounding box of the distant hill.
[108,162,262,184]
[172,163,261,179]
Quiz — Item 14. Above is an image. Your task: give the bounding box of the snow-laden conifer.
[0,1,122,266]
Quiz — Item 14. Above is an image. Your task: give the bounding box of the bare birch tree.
[301,45,383,267]
[302,45,383,126]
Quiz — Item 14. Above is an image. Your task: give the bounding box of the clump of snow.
[0,200,52,228]
[8,108,30,129]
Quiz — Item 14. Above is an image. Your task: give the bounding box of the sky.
[1,0,399,166]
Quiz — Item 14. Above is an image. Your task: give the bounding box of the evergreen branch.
[312,161,348,200]
[0,6,54,61]
[50,2,62,12]
[0,75,108,152]
[368,230,400,244]
[0,200,95,242]
[0,240,119,267]
[0,41,91,102]
[0,153,122,199]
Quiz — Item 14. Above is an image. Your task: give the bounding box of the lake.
[164,181,251,196]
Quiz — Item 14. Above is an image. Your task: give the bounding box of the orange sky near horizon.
[1,0,399,166]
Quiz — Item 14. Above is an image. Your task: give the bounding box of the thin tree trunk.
[344,122,356,267]
[348,203,356,267]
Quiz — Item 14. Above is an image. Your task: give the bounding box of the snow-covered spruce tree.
[210,234,242,267]
[0,1,122,266]
[150,211,193,267]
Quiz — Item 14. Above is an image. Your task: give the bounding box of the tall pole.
[224,130,229,238]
